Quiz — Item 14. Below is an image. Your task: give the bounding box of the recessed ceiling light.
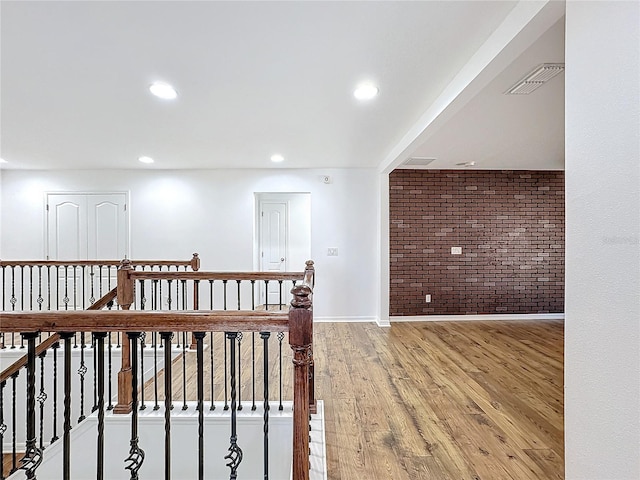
[138,156,154,164]
[149,81,178,100]
[270,154,284,163]
[354,82,379,101]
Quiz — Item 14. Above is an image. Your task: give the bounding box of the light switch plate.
[451,246,462,255]
[328,248,338,256]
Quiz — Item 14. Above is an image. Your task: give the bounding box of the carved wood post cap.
[290,284,313,308]
[119,258,133,270]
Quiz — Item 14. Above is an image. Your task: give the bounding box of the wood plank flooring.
[4,321,562,479]
[154,320,564,479]
[315,321,564,480]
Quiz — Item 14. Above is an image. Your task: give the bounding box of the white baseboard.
[313,316,377,323]
[390,313,565,322]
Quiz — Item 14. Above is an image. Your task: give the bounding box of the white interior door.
[47,195,88,261]
[47,193,128,307]
[259,201,288,305]
[47,193,128,260]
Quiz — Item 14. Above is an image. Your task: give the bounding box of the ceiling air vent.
[505,63,564,95]
[400,157,436,169]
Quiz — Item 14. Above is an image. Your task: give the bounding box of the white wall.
[0,168,378,320]
[565,2,640,479]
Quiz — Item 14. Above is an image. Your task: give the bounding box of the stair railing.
[0,260,315,480]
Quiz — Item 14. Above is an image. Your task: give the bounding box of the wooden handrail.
[0,253,200,270]
[0,287,117,383]
[0,310,289,333]
[128,270,306,281]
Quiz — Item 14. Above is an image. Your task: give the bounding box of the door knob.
[281,257,285,262]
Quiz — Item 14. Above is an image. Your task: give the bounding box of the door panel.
[89,195,127,260]
[49,197,87,261]
[260,201,287,305]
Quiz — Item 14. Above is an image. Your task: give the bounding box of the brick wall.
[389,170,564,316]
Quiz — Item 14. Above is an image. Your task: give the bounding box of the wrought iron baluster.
[140,333,146,410]
[124,332,145,480]
[59,333,74,480]
[98,265,104,297]
[11,373,17,472]
[224,333,229,411]
[223,280,228,310]
[89,266,95,305]
[81,265,86,310]
[224,332,243,480]
[174,270,179,309]
[251,280,256,310]
[0,380,6,480]
[63,265,69,311]
[160,332,173,480]
[237,280,241,310]
[159,267,163,312]
[261,331,271,480]
[139,279,146,310]
[78,332,87,422]
[252,332,256,411]
[153,332,159,411]
[209,332,215,411]
[182,333,187,410]
[194,332,206,480]
[278,279,283,309]
[264,280,269,310]
[181,279,187,310]
[108,333,114,410]
[209,280,214,309]
[20,265,25,313]
[37,266,43,311]
[167,279,173,311]
[51,341,60,443]
[237,332,243,411]
[92,335,98,413]
[29,265,33,311]
[94,332,107,480]
[278,332,285,411]
[37,350,48,450]
[10,267,16,348]
[9,266,15,314]
[73,265,78,310]
[46,266,52,311]
[20,332,43,479]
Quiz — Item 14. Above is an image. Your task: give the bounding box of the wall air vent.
[505,63,565,95]
[400,157,436,169]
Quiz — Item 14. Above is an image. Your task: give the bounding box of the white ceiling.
[0,1,565,172]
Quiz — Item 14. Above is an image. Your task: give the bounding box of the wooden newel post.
[190,253,200,271]
[303,260,316,414]
[289,284,313,480]
[114,258,134,414]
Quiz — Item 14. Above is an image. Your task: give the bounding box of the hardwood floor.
[315,321,564,480]
[140,320,563,479]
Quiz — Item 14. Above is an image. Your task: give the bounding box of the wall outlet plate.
[328,248,338,256]
[451,246,462,255]
[425,294,431,303]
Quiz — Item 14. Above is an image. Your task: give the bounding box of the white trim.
[376,316,391,328]
[390,313,564,322]
[313,316,377,323]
